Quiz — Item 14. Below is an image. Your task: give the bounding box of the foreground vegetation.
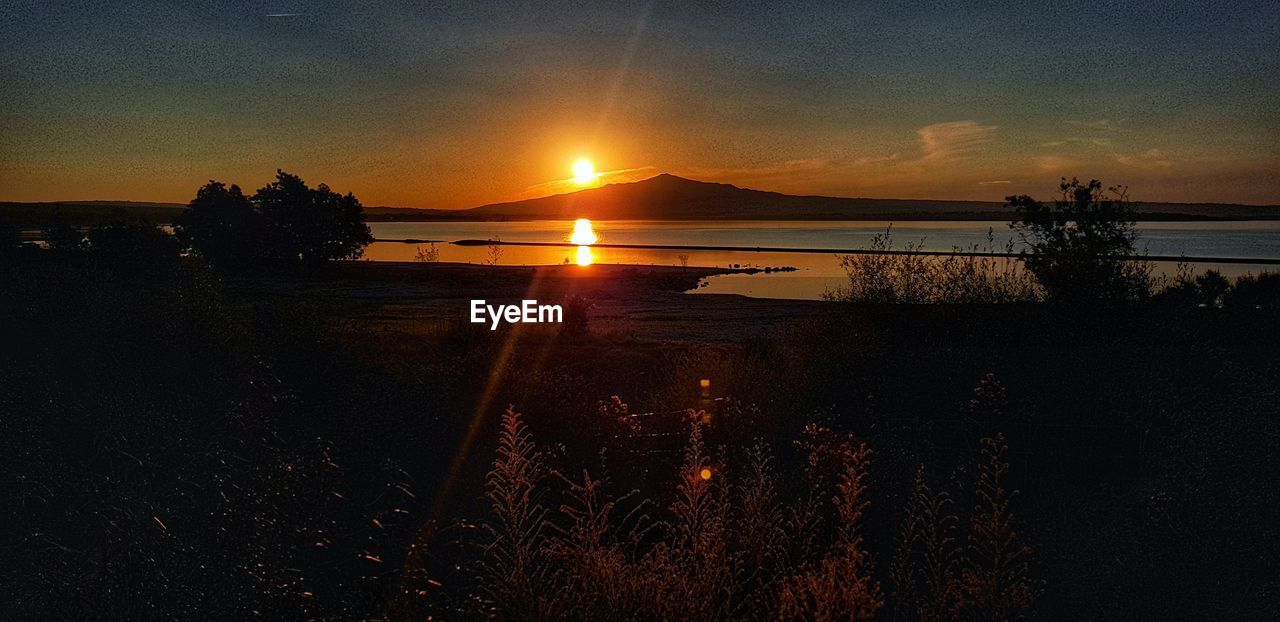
[828,179,1279,307]
[2,176,1278,619]
[3,247,1277,619]
[403,409,1036,621]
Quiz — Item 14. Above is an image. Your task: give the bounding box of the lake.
[366,221,1280,300]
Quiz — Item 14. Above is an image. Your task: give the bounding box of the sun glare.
[569,218,598,245]
[571,158,597,184]
[569,218,597,266]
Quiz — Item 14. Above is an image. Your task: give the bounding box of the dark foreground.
[2,259,1277,619]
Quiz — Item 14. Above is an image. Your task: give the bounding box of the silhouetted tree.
[174,181,265,269]
[1223,272,1280,309]
[1008,178,1152,303]
[84,219,181,273]
[253,170,372,263]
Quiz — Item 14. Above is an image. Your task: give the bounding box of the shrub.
[1224,272,1280,309]
[827,228,1042,304]
[414,243,440,262]
[1008,178,1154,303]
[84,219,181,273]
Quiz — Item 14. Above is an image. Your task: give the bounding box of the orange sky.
[2,3,1277,207]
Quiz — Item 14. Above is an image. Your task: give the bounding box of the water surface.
[366,221,1280,300]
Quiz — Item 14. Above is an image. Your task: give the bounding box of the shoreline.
[225,261,842,344]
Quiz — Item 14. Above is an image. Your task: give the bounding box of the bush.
[1156,266,1280,309]
[826,228,1042,304]
[1008,178,1154,303]
[82,220,181,273]
[1223,272,1280,309]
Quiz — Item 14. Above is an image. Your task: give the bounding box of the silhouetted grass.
[414,406,1035,621]
[825,228,1043,304]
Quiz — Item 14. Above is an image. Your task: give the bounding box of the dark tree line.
[0,170,372,272]
[176,170,373,268]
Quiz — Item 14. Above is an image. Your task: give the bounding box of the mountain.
[7,175,1279,226]
[371,174,1280,222]
[0,200,185,228]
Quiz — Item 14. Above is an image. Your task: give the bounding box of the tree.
[174,181,265,269]
[84,219,181,273]
[253,170,372,263]
[1008,178,1152,303]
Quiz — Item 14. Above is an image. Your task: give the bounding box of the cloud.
[518,166,658,198]
[685,159,832,180]
[916,121,998,163]
[978,180,1012,185]
[1035,155,1076,173]
[1041,138,1112,147]
[1114,148,1173,169]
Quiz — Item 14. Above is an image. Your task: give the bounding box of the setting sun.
[571,158,597,184]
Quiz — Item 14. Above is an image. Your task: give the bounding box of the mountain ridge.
[5,174,1279,224]
[366,173,1280,221]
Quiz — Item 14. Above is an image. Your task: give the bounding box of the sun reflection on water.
[570,218,597,266]
[569,218,598,245]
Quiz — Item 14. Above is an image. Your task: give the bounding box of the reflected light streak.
[569,218,598,245]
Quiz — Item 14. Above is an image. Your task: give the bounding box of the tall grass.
[432,406,1037,620]
[825,228,1043,304]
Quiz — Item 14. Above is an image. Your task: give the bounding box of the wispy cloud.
[518,166,657,198]
[1115,148,1173,169]
[1035,155,1076,173]
[684,159,833,180]
[916,121,998,163]
[978,180,1012,185]
[1042,137,1112,147]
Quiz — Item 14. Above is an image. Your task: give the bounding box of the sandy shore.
[227,261,841,343]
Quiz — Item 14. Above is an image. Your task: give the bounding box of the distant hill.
[6,176,1278,226]
[0,201,184,228]
[371,174,1280,222]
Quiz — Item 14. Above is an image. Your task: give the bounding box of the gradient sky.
[2,1,1278,207]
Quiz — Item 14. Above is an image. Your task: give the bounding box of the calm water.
[366,221,1280,300]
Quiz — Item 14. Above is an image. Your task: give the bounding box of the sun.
[571,158,598,184]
